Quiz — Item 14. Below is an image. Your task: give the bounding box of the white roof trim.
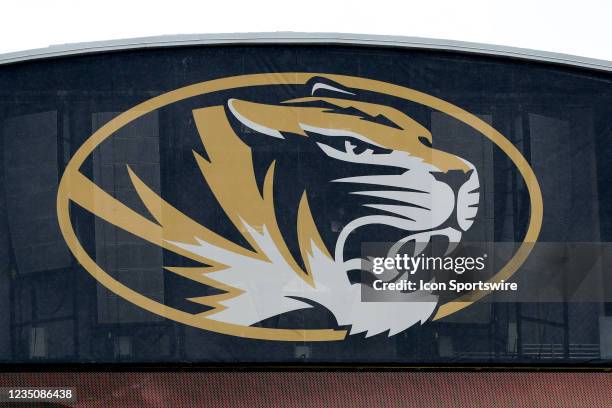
[0,32,611,73]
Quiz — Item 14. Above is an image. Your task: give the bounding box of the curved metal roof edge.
[0,32,611,73]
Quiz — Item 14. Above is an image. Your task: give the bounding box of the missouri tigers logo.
[57,73,542,341]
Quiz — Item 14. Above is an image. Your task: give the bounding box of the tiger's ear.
[306,77,357,98]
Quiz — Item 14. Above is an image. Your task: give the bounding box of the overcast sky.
[1,1,610,61]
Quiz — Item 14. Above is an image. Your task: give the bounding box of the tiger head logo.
[152,77,480,337]
[58,73,539,341]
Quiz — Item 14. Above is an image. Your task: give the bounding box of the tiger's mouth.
[335,169,480,280]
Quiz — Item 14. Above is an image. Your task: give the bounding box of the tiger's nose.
[431,169,473,192]
[432,169,480,231]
